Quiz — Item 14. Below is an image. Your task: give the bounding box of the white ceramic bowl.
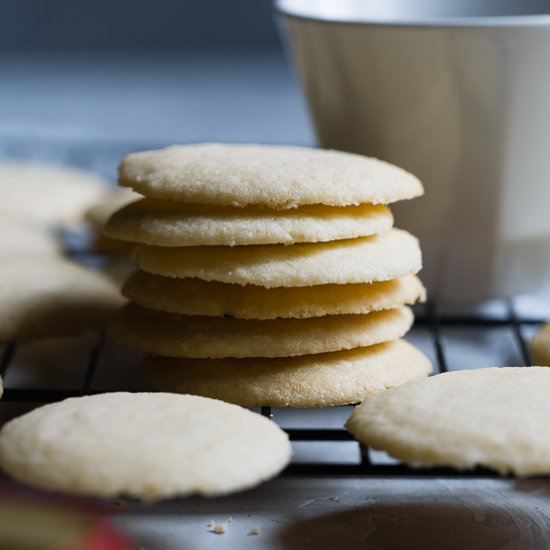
[277,0,550,303]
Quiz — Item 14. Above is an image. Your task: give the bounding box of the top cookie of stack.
[106,143,432,407]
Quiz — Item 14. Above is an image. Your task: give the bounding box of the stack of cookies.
[106,143,432,407]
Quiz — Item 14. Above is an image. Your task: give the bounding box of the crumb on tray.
[208,517,232,535]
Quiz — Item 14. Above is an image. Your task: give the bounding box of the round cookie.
[123,272,426,319]
[109,304,414,358]
[86,187,141,253]
[0,216,62,256]
[529,323,550,365]
[86,188,141,228]
[0,392,291,500]
[131,228,421,288]
[0,255,125,341]
[0,162,108,226]
[104,198,393,246]
[119,143,423,208]
[143,340,433,407]
[346,367,550,476]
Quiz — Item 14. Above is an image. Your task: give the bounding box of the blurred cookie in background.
[0,255,125,342]
[0,215,62,256]
[85,188,140,254]
[0,162,109,227]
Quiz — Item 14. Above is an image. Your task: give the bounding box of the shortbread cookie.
[119,144,423,208]
[529,324,550,365]
[0,255,125,341]
[0,163,108,226]
[0,216,62,256]
[132,228,421,287]
[86,188,141,228]
[0,392,291,500]
[347,367,550,476]
[104,198,393,246]
[144,340,432,407]
[109,304,413,358]
[85,188,140,253]
[124,272,426,319]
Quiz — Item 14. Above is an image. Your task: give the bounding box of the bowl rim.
[274,0,550,28]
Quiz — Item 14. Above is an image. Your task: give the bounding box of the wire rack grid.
[0,284,543,480]
[0,137,545,480]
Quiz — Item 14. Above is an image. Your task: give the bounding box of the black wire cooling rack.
[0,301,542,479]
[0,136,546,480]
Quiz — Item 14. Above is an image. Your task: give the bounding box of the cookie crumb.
[247,527,261,536]
[208,518,232,535]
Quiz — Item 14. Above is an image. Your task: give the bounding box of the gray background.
[0,0,280,51]
[0,0,313,152]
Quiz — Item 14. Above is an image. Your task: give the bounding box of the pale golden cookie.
[131,228,421,288]
[529,323,550,365]
[0,392,291,500]
[123,272,426,319]
[144,340,432,407]
[85,188,140,253]
[0,162,108,226]
[119,143,423,208]
[86,188,141,228]
[109,304,413,358]
[0,255,125,341]
[347,367,550,476]
[104,198,393,246]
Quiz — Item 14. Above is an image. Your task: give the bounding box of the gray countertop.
[114,477,550,550]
